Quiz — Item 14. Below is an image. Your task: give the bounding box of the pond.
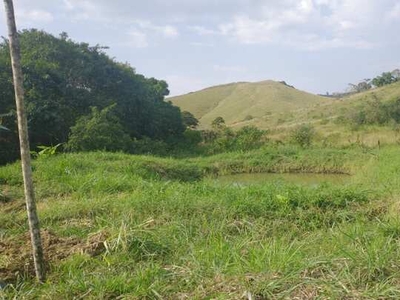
[216,172,351,187]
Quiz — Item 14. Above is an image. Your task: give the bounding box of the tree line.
[348,69,400,93]
[0,29,185,164]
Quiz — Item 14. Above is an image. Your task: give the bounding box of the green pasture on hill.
[171,80,400,148]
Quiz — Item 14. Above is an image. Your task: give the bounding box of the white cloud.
[189,25,220,36]
[124,21,179,47]
[162,25,179,38]
[138,22,179,38]
[17,9,54,23]
[213,64,246,72]
[294,35,375,51]
[190,0,394,50]
[190,42,214,47]
[63,0,75,10]
[165,75,208,96]
[127,29,148,48]
[60,0,108,22]
[388,2,400,19]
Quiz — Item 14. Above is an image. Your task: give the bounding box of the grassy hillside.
[172,80,400,147]
[262,80,400,146]
[2,146,400,298]
[170,80,329,128]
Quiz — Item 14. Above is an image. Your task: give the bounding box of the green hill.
[169,80,329,128]
[171,80,400,146]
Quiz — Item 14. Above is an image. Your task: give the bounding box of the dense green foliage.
[65,106,133,152]
[2,146,400,298]
[0,29,184,164]
[211,116,226,129]
[181,111,199,128]
[372,71,399,87]
[290,124,315,148]
[202,125,267,154]
[344,96,400,126]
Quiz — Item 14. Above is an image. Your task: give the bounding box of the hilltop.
[170,80,329,128]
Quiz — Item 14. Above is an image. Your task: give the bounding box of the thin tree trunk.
[2,0,46,283]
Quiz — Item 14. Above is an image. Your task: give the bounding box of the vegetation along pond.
[217,172,351,187]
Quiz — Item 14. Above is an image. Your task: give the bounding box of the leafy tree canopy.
[372,72,398,87]
[0,29,185,163]
[65,105,132,152]
[181,111,199,128]
[211,116,226,129]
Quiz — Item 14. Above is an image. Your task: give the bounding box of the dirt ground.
[0,229,108,284]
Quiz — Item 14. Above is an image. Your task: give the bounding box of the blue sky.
[0,0,399,96]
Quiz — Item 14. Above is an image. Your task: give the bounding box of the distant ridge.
[170,80,329,128]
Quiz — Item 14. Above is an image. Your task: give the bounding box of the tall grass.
[1,146,400,298]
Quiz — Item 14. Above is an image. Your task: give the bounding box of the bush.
[66,105,133,152]
[345,97,400,126]
[235,126,266,150]
[211,117,226,129]
[290,124,315,148]
[132,130,202,156]
[181,111,199,129]
[132,137,169,156]
[204,126,267,154]
[182,129,202,146]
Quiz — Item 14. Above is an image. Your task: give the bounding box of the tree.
[372,72,397,87]
[66,105,133,152]
[291,124,315,148]
[211,116,225,129]
[235,126,265,150]
[0,30,185,164]
[2,0,45,282]
[348,79,371,93]
[391,69,400,80]
[181,111,199,128]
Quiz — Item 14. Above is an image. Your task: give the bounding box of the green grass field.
[2,145,400,299]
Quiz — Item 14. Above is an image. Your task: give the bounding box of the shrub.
[66,105,133,152]
[211,117,226,129]
[345,97,400,126]
[235,126,266,150]
[204,126,267,154]
[181,111,199,128]
[290,124,315,148]
[132,137,169,156]
[182,129,202,146]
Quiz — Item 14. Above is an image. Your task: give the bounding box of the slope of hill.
[170,80,329,128]
[171,80,400,146]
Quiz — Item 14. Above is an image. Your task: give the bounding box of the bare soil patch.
[0,229,108,283]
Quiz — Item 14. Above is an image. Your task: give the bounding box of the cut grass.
[1,146,400,298]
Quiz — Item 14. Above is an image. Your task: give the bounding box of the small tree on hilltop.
[372,72,397,87]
